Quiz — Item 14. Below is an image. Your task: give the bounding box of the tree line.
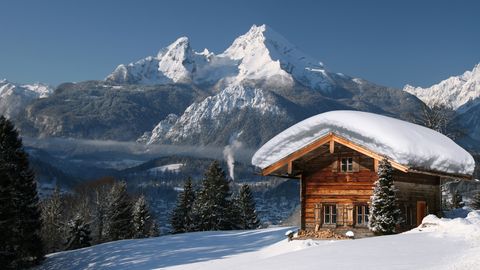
[0,116,260,269]
[40,179,159,254]
[0,116,158,268]
[170,161,260,233]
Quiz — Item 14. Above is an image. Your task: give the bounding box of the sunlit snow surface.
[252,110,474,175]
[404,63,480,111]
[37,211,480,270]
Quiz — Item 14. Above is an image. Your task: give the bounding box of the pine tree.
[171,178,196,233]
[41,186,64,253]
[132,195,151,238]
[451,190,465,209]
[0,116,44,268]
[105,181,133,241]
[235,184,260,230]
[368,158,401,235]
[471,191,480,210]
[193,161,232,231]
[65,214,92,250]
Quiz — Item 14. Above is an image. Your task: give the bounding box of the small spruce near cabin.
[252,111,475,237]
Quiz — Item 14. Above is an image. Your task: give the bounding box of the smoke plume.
[223,132,243,181]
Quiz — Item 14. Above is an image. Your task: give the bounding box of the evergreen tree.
[368,158,401,235]
[0,116,44,268]
[235,184,260,229]
[132,195,151,238]
[105,181,133,241]
[471,191,480,210]
[193,161,232,231]
[451,190,465,209]
[65,214,92,250]
[41,186,64,253]
[171,178,196,233]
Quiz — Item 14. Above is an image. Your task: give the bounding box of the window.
[356,205,369,226]
[341,157,353,172]
[323,205,337,225]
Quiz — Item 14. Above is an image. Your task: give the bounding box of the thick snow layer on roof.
[252,110,475,175]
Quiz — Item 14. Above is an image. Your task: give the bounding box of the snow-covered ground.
[37,211,480,270]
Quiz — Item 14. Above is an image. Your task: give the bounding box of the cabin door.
[416,201,427,226]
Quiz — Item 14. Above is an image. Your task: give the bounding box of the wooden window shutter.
[332,158,338,172]
[346,205,354,226]
[319,203,324,227]
[353,156,360,172]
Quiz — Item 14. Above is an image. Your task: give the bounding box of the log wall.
[301,143,441,234]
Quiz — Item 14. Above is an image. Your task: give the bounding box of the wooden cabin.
[252,111,474,237]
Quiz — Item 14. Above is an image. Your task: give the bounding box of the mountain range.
[2,24,479,154]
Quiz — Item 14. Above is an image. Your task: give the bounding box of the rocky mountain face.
[404,63,480,149]
[16,81,207,140]
[0,79,53,119]
[404,64,480,111]
[10,24,458,150]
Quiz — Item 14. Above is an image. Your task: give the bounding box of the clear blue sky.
[0,0,479,88]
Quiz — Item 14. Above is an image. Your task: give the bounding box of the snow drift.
[252,110,475,175]
[37,211,480,270]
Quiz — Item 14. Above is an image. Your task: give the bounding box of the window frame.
[340,157,354,173]
[355,204,369,226]
[323,204,337,226]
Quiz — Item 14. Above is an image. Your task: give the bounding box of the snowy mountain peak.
[156,36,191,58]
[404,63,480,111]
[0,79,53,118]
[106,24,337,90]
[222,24,332,90]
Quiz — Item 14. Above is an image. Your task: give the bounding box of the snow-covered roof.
[252,111,475,176]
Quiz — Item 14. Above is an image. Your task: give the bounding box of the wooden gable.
[260,132,472,180]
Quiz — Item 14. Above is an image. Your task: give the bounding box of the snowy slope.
[106,24,338,91]
[37,212,480,270]
[0,79,53,118]
[145,84,289,145]
[106,37,237,85]
[252,110,475,175]
[403,63,480,111]
[222,24,334,90]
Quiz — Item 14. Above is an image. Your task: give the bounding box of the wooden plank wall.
[301,143,441,232]
[302,144,377,230]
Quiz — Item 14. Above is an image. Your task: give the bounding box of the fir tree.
[193,161,232,231]
[0,116,44,268]
[171,178,196,233]
[471,191,480,210]
[41,186,64,253]
[368,158,401,235]
[105,181,133,241]
[235,184,260,230]
[451,190,465,209]
[132,195,151,238]
[65,214,92,250]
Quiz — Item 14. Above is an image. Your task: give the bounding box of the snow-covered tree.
[65,213,92,250]
[472,191,480,210]
[0,116,44,268]
[193,161,232,231]
[132,195,151,238]
[234,184,260,230]
[368,158,401,235]
[105,181,133,241]
[451,190,465,209]
[41,186,64,252]
[171,178,196,233]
